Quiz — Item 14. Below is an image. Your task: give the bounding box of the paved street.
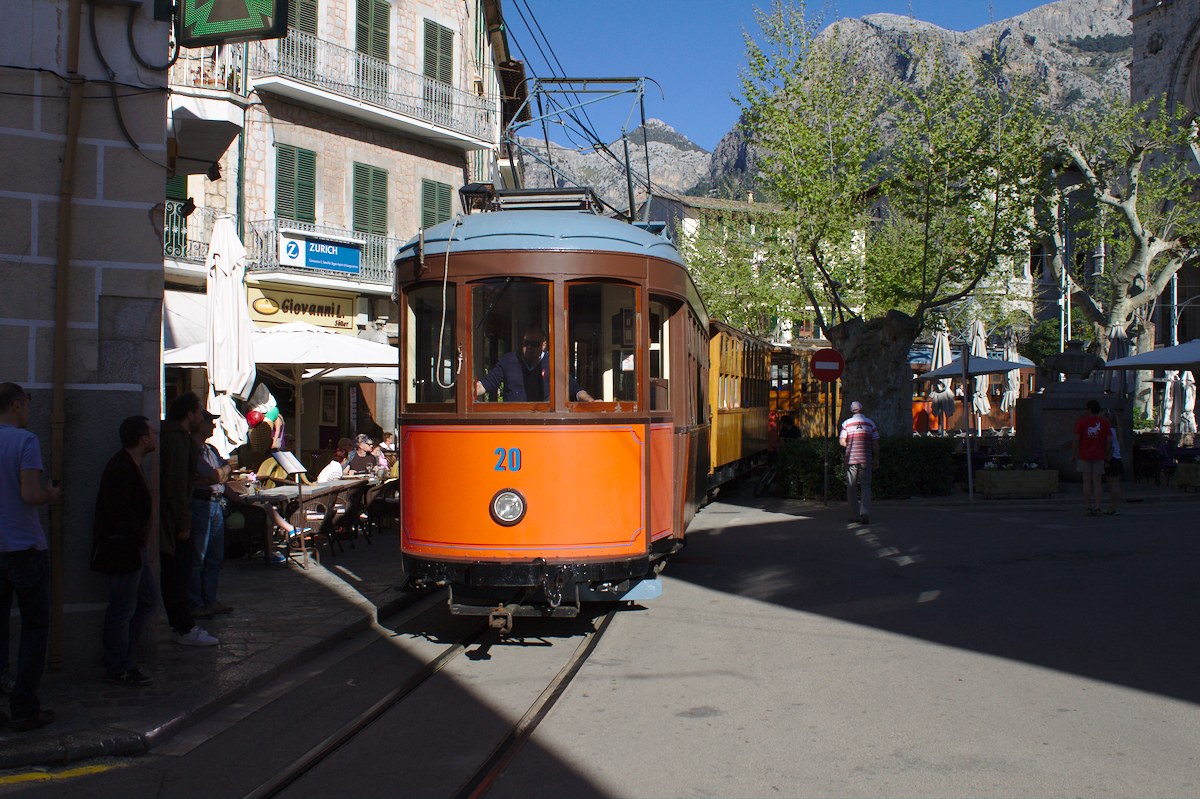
[493,493,1200,798]
[3,492,1197,798]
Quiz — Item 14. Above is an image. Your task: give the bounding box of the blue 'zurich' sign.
[304,237,361,275]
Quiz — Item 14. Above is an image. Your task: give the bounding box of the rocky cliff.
[516,118,711,211]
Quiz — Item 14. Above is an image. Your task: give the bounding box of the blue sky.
[510,1,1052,151]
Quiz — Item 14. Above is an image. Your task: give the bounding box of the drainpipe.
[49,0,86,669]
[237,44,248,240]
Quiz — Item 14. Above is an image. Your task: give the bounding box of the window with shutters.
[423,19,453,119]
[281,0,318,77]
[276,144,316,223]
[356,0,389,101]
[353,163,388,272]
[420,179,452,229]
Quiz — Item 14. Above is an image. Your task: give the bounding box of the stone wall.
[1131,0,1200,109]
[0,1,168,605]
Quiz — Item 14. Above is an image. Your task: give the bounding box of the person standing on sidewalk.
[1072,399,1111,517]
[839,400,880,524]
[160,393,218,647]
[1102,409,1123,516]
[92,415,160,686]
[190,411,233,618]
[0,382,61,731]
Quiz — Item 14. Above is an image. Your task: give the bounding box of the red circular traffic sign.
[810,348,845,382]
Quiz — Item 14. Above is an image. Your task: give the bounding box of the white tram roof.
[394,210,685,267]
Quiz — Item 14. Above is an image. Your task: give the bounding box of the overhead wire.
[504,1,696,212]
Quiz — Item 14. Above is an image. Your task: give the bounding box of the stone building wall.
[1131,0,1200,344]
[0,1,168,605]
[1131,0,1200,109]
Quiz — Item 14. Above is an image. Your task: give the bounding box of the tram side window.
[471,279,551,405]
[649,298,671,411]
[566,282,638,404]
[406,284,456,406]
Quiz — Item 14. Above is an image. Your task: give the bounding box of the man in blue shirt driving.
[475,327,593,403]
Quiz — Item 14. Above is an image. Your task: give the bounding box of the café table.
[244,477,369,567]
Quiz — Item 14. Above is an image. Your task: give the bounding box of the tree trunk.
[828,311,919,437]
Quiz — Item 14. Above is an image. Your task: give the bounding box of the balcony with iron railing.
[163,201,398,289]
[164,200,223,264]
[245,31,497,148]
[168,44,249,96]
[245,218,400,288]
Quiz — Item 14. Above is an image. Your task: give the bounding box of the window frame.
[402,281,459,413]
[564,278,642,411]
[469,278,554,413]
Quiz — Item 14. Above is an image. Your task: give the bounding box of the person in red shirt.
[1072,399,1112,516]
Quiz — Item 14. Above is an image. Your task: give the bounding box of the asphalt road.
[6,494,1198,798]
[491,494,1200,798]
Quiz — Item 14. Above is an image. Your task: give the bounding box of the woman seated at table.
[316,437,353,482]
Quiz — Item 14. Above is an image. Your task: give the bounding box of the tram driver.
[475,327,594,403]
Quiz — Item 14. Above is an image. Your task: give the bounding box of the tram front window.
[406,284,456,406]
[567,282,637,405]
[472,280,554,405]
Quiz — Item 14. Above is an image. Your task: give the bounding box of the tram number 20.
[494,447,522,472]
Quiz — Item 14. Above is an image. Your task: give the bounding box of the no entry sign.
[810,348,845,382]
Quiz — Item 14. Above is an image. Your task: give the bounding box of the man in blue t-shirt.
[474,328,593,403]
[0,382,61,732]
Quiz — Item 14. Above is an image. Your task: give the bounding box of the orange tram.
[392,193,770,623]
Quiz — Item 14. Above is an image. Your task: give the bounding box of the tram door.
[406,285,455,404]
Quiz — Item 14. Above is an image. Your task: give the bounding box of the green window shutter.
[423,19,453,84]
[357,0,388,59]
[276,144,316,223]
[421,179,452,229]
[295,149,316,223]
[289,0,317,34]
[436,181,451,223]
[276,145,296,219]
[166,175,187,200]
[353,163,388,236]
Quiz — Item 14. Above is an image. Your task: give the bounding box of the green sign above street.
[177,0,288,48]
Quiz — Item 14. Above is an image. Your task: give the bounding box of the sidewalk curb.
[0,589,422,771]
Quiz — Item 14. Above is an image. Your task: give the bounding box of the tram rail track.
[242,600,618,799]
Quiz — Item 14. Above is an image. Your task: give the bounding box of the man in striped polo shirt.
[839,400,880,524]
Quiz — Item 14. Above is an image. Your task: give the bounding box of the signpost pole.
[823,382,830,504]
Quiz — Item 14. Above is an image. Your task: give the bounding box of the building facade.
[1,2,170,621]
[1131,0,1200,345]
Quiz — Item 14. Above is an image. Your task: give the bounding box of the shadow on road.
[670,489,1200,706]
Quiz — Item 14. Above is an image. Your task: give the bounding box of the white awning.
[163,290,207,351]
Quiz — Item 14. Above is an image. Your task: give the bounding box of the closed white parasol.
[929,330,956,430]
[1000,335,1021,422]
[205,216,256,458]
[969,321,991,420]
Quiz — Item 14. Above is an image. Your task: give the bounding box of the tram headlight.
[489,488,526,526]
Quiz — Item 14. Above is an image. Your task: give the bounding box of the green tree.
[677,207,798,337]
[738,1,1046,434]
[1041,96,1200,416]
